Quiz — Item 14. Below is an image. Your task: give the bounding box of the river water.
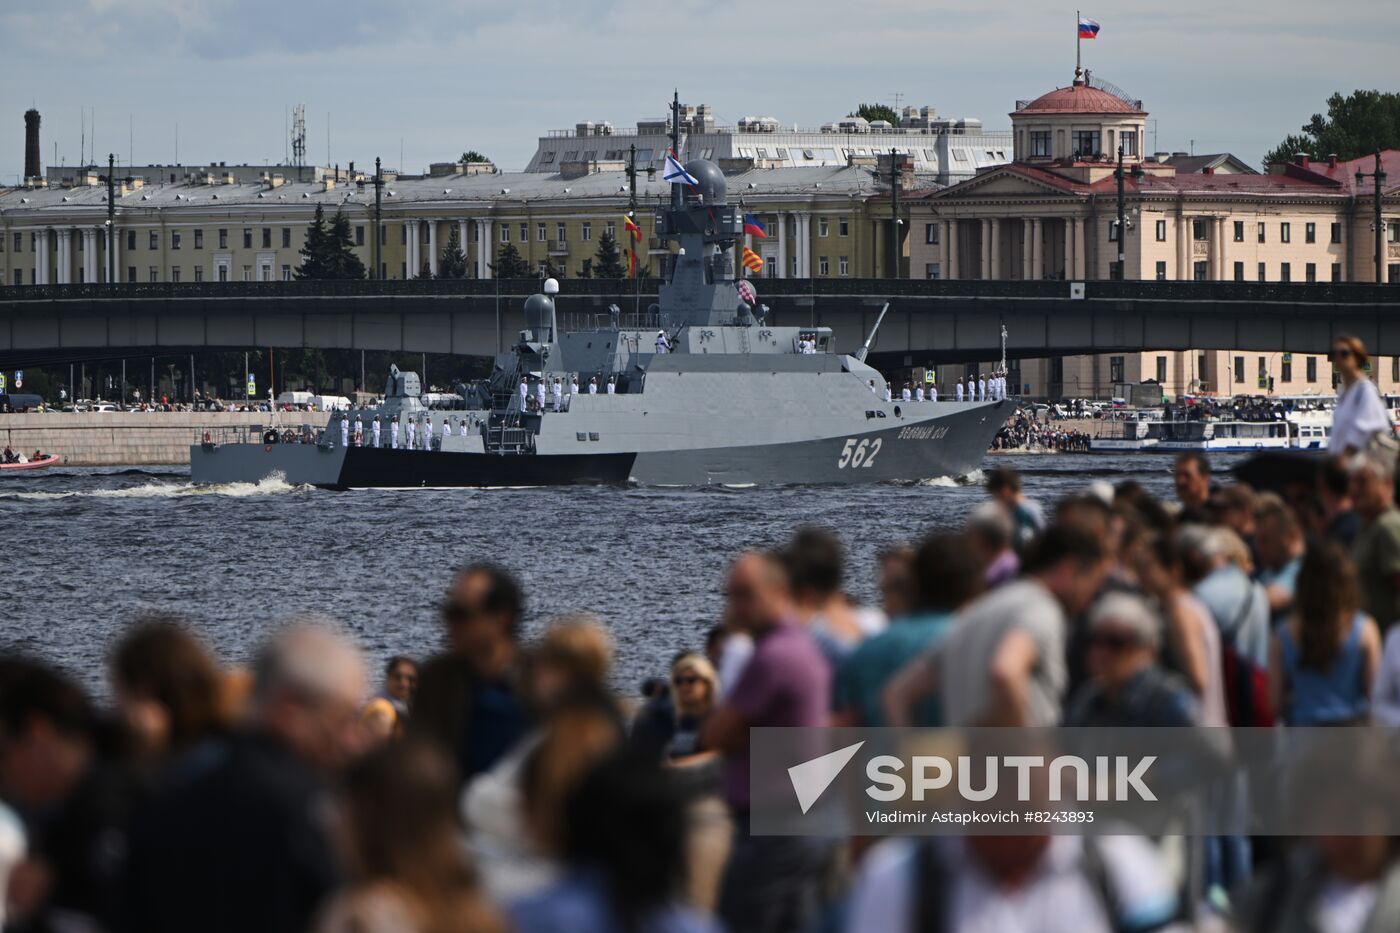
[0,452,1240,695]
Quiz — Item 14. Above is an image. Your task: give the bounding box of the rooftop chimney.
[1327,153,1339,168]
[1293,153,1310,168]
[24,109,41,180]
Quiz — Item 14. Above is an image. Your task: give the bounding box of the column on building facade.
[82,229,97,283]
[1030,218,1043,280]
[426,221,437,278]
[1075,217,1088,280]
[937,218,950,279]
[1214,217,1227,280]
[776,213,788,279]
[1176,212,1190,280]
[405,220,420,278]
[796,214,808,277]
[979,219,991,279]
[479,219,493,279]
[989,218,1002,280]
[34,229,48,285]
[108,225,120,283]
[1021,220,1032,280]
[55,229,71,284]
[1062,218,1075,280]
[457,220,470,276]
[947,219,959,280]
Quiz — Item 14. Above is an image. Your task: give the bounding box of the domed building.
[906,73,1399,400]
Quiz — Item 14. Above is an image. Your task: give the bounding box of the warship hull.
[189,401,1006,489]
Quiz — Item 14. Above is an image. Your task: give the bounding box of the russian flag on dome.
[1078,16,1100,39]
[743,214,768,238]
[663,151,698,186]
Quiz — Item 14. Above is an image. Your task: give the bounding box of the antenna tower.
[291,104,307,172]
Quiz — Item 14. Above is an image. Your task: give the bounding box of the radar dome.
[542,277,560,295]
[683,159,726,204]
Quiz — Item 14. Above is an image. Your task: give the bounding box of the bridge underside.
[2,289,1397,369]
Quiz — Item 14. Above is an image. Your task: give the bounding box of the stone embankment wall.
[0,412,332,466]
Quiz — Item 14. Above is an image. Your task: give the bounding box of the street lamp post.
[1355,150,1388,284]
[106,153,116,286]
[1111,145,1144,281]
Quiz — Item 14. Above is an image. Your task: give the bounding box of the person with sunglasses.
[1330,335,1392,456]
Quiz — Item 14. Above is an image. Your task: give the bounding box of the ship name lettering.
[897,425,950,441]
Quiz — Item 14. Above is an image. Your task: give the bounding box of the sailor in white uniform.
[391,419,400,449]
[928,384,938,403]
[535,381,546,412]
[606,376,616,395]
[869,379,879,396]
[915,384,925,403]
[955,382,964,402]
[552,379,563,412]
[371,417,381,449]
[883,384,893,403]
[979,378,987,402]
[570,377,580,396]
[901,384,912,402]
[441,418,452,446]
[519,378,529,409]
[404,419,416,451]
[966,378,976,402]
[655,330,670,354]
[340,417,349,448]
[588,377,598,395]
[459,418,470,437]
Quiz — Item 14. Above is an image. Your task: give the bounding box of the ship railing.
[561,311,660,332]
[487,426,534,454]
[194,424,320,446]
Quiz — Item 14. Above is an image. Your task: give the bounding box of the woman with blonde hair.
[1330,334,1392,455]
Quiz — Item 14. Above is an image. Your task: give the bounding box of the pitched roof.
[1276,150,1400,195]
[1163,153,1258,175]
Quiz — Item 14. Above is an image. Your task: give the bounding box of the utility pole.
[670,91,682,211]
[106,153,116,286]
[1111,145,1143,280]
[372,157,384,280]
[1355,150,1388,284]
[889,148,901,279]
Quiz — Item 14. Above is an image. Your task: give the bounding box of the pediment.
[933,168,1080,201]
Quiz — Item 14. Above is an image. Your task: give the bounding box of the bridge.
[1,278,1397,370]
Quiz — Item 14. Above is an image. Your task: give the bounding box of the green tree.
[491,241,531,278]
[1263,90,1400,168]
[853,103,899,125]
[592,230,626,279]
[542,255,565,280]
[296,205,366,280]
[460,150,491,164]
[438,224,468,278]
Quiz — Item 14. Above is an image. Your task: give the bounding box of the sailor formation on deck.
[327,410,488,451]
[869,375,1009,404]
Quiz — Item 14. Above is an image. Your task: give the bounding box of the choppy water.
[0,452,1239,695]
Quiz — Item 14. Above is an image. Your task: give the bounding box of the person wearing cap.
[883,384,892,403]
[441,417,452,447]
[978,377,987,402]
[1064,592,1199,728]
[340,416,349,448]
[390,418,400,450]
[914,384,925,403]
[405,418,417,451]
[459,417,470,438]
[519,377,529,410]
[551,378,563,412]
[966,376,975,402]
[570,376,580,396]
[901,384,912,402]
[955,381,964,402]
[868,379,878,396]
[606,376,616,395]
[588,377,598,395]
[535,381,546,413]
[927,382,937,403]
[371,416,381,449]
[655,330,670,354]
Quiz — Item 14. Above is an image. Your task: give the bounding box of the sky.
[1,0,1396,185]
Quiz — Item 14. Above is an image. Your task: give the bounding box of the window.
[1282,357,1293,383]
[1258,356,1268,383]
[194,266,203,282]
[1121,130,1138,157]
[1306,262,1317,283]
[1233,221,1244,242]
[605,223,616,239]
[818,256,829,276]
[1258,222,1266,243]
[1280,222,1291,244]
[1234,356,1245,384]
[1234,261,1245,281]
[818,218,829,237]
[12,233,20,252]
[766,257,776,278]
[170,266,180,282]
[282,264,291,281]
[1332,263,1342,282]
[1030,131,1052,157]
[171,231,181,250]
[281,228,291,248]
[925,223,940,245]
[1192,219,1208,241]
[1194,261,1208,281]
[127,266,136,283]
[582,223,591,242]
[1155,261,1167,280]
[1305,222,1316,244]
[126,230,136,250]
[1307,357,1318,383]
[1331,222,1342,244]
[1198,353,1207,382]
[839,256,849,276]
[148,231,158,250]
[1390,221,1400,243]
[217,265,227,282]
[1155,220,1166,241]
[259,228,270,249]
[1071,130,1100,157]
[500,225,509,242]
[1280,262,1291,282]
[218,229,228,249]
[148,265,158,283]
[243,229,253,249]
[1109,356,1125,383]
[925,262,941,280]
[520,223,528,242]
[537,223,546,242]
[193,229,204,250]
[421,224,431,244]
[1394,358,1399,383]
[1258,262,1266,282]
[839,218,850,237]
[355,226,365,246]
[1390,263,1400,283]
[556,223,566,243]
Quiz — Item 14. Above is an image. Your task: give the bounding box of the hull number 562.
[837,437,882,469]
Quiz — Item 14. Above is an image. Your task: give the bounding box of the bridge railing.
[2,277,1396,304]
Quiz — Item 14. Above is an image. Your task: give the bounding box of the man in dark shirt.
[1065,593,1198,728]
[124,625,368,933]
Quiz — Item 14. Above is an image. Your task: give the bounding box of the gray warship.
[190,111,1007,488]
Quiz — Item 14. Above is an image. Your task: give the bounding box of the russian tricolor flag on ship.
[743,214,767,238]
[1078,17,1100,39]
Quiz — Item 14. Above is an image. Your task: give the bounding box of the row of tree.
[1262,90,1400,168]
[295,204,637,281]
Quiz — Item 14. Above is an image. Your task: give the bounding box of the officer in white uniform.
[588,377,598,395]
[901,384,912,402]
[519,378,529,409]
[929,383,938,403]
[441,418,452,447]
[883,384,893,403]
[459,418,470,437]
[915,384,925,403]
[405,419,416,450]
[535,381,546,412]
[371,417,381,449]
[955,381,964,402]
[966,377,976,402]
[340,416,349,447]
[979,377,987,402]
[655,330,670,354]
[552,379,563,412]
[571,377,580,396]
[606,376,616,395]
[390,419,400,449]
[869,379,879,396]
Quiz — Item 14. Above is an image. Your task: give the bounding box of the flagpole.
[1076,10,1081,80]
